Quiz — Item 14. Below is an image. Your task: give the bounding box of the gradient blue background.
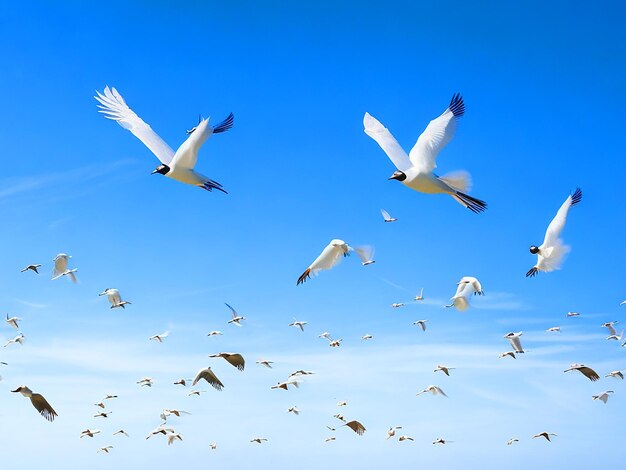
[0,1,625,468]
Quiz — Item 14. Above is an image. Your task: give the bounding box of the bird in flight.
[532,432,557,442]
[192,367,224,391]
[95,86,232,193]
[416,385,448,397]
[149,331,169,343]
[413,319,428,331]
[364,94,487,213]
[527,188,582,277]
[288,320,308,332]
[504,332,524,353]
[297,239,351,285]
[592,391,614,404]
[12,385,57,421]
[605,370,624,379]
[99,288,131,309]
[51,253,78,283]
[225,303,245,326]
[434,365,455,376]
[21,264,41,274]
[564,363,600,381]
[446,276,484,311]
[343,420,366,436]
[380,208,398,222]
[5,314,21,330]
[209,352,245,371]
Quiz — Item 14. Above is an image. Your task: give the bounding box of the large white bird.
[288,320,308,331]
[602,322,618,336]
[504,332,524,353]
[592,391,614,404]
[225,303,245,326]
[98,288,131,309]
[5,314,21,330]
[564,363,600,381]
[51,253,78,283]
[149,331,169,343]
[297,239,352,285]
[605,370,624,379]
[364,94,487,213]
[447,276,484,311]
[527,188,582,277]
[4,333,25,347]
[416,385,448,397]
[21,264,41,274]
[95,86,232,193]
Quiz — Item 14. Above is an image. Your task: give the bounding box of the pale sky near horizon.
[0,1,625,468]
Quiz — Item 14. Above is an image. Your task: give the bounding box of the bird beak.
[11,388,20,393]
[151,169,159,175]
[388,173,399,180]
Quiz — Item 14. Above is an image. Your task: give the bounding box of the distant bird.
[161,409,191,421]
[21,264,41,274]
[546,326,561,333]
[329,339,342,348]
[334,414,346,422]
[602,322,618,336]
[288,370,315,379]
[149,331,169,343]
[173,379,190,386]
[94,411,112,418]
[4,333,25,347]
[113,430,129,437]
[225,303,245,326]
[188,389,206,396]
[414,288,424,301]
[209,352,245,371]
[507,438,519,446]
[12,386,57,421]
[209,442,217,450]
[527,188,582,277]
[380,208,398,222]
[271,379,300,390]
[343,420,366,436]
[136,377,154,387]
[566,311,580,317]
[399,435,414,442]
[94,400,106,409]
[364,94,486,213]
[318,332,331,339]
[166,431,183,445]
[592,391,614,404]
[207,330,223,336]
[532,432,557,442]
[434,365,455,376]
[95,86,232,193]
[361,334,373,340]
[433,438,453,445]
[145,425,174,440]
[354,245,376,266]
[98,288,131,309]
[192,367,224,391]
[337,401,348,407]
[103,394,118,400]
[504,332,524,353]
[416,385,448,397]
[288,320,308,332]
[5,314,20,330]
[605,370,624,379]
[80,429,101,438]
[287,406,300,415]
[447,276,484,311]
[564,363,600,381]
[607,330,624,341]
[256,359,274,369]
[250,437,268,444]
[499,351,516,359]
[386,426,402,439]
[51,253,78,283]
[297,239,351,285]
[97,446,113,454]
[413,320,428,331]
[326,425,337,431]
[391,303,405,308]
[325,437,336,442]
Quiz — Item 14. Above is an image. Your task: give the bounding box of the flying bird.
[532,432,557,442]
[297,239,351,285]
[98,288,131,309]
[80,429,101,438]
[103,394,118,400]
[21,264,41,274]
[592,391,614,404]
[605,370,624,379]
[567,311,580,317]
[527,188,582,277]
[414,288,424,301]
[192,367,224,391]
[287,406,300,415]
[504,332,524,353]
[391,303,405,308]
[380,208,398,222]
[386,426,402,440]
[209,352,245,371]
[288,370,315,379]
[145,425,175,439]
[250,437,268,444]
[51,253,78,283]
[149,331,169,343]
[113,430,129,437]
[564,363,600,381]
[413,320,428,331]
[602,322,618,336]
[364,94,486,213]
[416,385,448,397]
[256,359,274,369]
[209,442,217,450]
[607,330,624,341]
[5,314,20,330]
[12,385,57,421]
[4,333,25,347]
[225,303,245,326]
[95,86,232,193]
[361,334,373,340]
[288,320,308,332]
[208,330,223,336]
[325,437,336,442]
[343,420,366,436]
[507,438,519,446]
[398,435,414,442]
[354,245,375,266]
[434,365,455,376]
[499,351,516,359]
[94,411,112,418]
[546,326,561,333]
[97,446,113,454]
[136,377,154,387]
[447,276,484,311]
[433,438,453,445]
[271,379,300,390]
[166,431,183,445]
[188,389,206,396]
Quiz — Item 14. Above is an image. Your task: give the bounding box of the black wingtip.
[297,268,311,286]
[212,113,234,134]
[570,187,582,207]
[455,191,487,214]
[526,267,538,278]
[199,180,228,194]
[449,93,465,118]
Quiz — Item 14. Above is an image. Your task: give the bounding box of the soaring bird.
[209,442,217,450]
[136,377,154,387]
[504,332,524,353]
[546,326,561,333]
[113,430,129,437]
[161,409,191,421]
[250,437,268,444]
[149,331,169,343]
[288,370,315,379]
[416,385,448,397]
[288,320,308,332]
[564,363,600,381]
[433,438,453,445]
[391,303,405,308]
[380,208,398,222]
[602,322,619,336]
[434,365,455,376]
[5,314,21,330]
[208,330,223,337]
[256,359,274,369]
[414,288,424,301]
[532,432,557,442]
[209,352,245,371]
[80,429,101,438]
[97,446,113,453]
[413,319,428,331]
[99,288,131,309]
[225,303,245,326]
[605,370,624,379]
[592,391,614,404]
[51,253,78,283]
[607,330,624,341]
[364,94,486,213]
[297,239,351,285]
[21,264,41,274]
[507,438,519,446]
[166,431,183,445]
[343,420,366,436]
[95,86,232,193]
[12,386,57,421]
[94,411,112,418]
[386,426,402,440]
[527,188,582,277]
[4,333,25,347]
[398,435,414,442]
[145,425,174,439]
[499,351,517,359]
[361,334,373,340]
[192,367,224,391]
[271,379,300,390]
[287,406,300,415]
[354,245,376,266]
[447,276,484,311]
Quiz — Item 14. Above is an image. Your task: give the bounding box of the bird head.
[151,164,170,175]
[388,170,407,182]
[529,245,540,254]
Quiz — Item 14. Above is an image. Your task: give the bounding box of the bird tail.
[451,191,487,214]
[197,177,227,194]
[440,170,472,193]
[212,113,234,134]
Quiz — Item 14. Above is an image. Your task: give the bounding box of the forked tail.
[452,191,487,214]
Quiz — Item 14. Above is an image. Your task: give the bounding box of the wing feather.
[363,113,412,172]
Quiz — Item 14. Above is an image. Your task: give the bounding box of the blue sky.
[0,0,625,468]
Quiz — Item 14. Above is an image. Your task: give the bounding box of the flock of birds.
[2,87,622,454]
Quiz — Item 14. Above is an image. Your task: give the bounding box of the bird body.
[149,331,169,342]
[80,429,101,438]
[499,351,516,359]
[225,303,245,326]
[97,446,113,453]
[5,314,21,329]
[21,264,41,274]
[99,288,130,309]
[256,359,274,368]
[434,365,455,376]
[52,253,78,282]
[250,437,268,444]
[532,432,557,442]
[447,276,484,311]
[605,370,624,379]
[413,320,428,331]
[297,239,351,285]
[288,320,307,331]
[4,333,25,347]
[414,288,424,301]
[416,385,448,397]
[361,334,373,340]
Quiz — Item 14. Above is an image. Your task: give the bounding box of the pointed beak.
[151,169,159,175]
[11,388,20,393]
[388,174,398,180]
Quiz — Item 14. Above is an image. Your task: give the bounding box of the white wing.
[380,208,392,221]
[363,113,412,172]
[95,86,175,165]
[408,94,464,172]
[52,256,68,278]
[309,244,345,275]
[542,188,582,248]
[508,335,524,352]
[108,290,122,305]
[354,245,375,265]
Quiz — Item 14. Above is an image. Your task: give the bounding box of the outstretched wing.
[363,113,411,172]
[543,188,582,248]
[95,86,175,165]
[192,368,224,390]
[31,394,58,422]
[408,93,464,173]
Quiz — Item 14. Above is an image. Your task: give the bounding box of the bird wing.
[298,243,345,284]
[95,86,175,165]
[434,386,448,397]
[353,245,375,265]
[363,113,412,172]
[108,290,122,305]
[508,335,524,352]
[52,257,68,278]
[224,353,245,371]
[408,94,464,173]
[606,324,618,336]
[192,368,224,390]
[224,303,238,319]
[346,420,366,436]
[31,394,58,422]
[380,209,392,221]
[542,188,582,248]
[580,366,600,381]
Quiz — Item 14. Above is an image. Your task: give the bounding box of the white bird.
[499,351,517,359]
[166,431,183,445]
[446,276,484,311]
[80,429,101,438]
[386,426,402,440]
[566,311,581,317]
[337,401,348,407]
[354,245,376,266]
[504,332,524,353]
[318,331,331,339]
[413,319,428,331]
[225,303,245,326]
[188,389,206,396]
[288,370,315,379]
[621,300,626,306]
[416,385,448,397]
[95,86,232,193]
[507,438,519,446]
[434,365,455,376]
[564,363,600,381]
[532,432,557,442]
[607,330,624,341]
[21,264,41,274]
[271,379,300,390]
[391,303,405,308]
[328,339,342,348]
[113,430,129,437]
[161,409,191,421]
[288,320,308,332]
[399,435,414,442]
[527,188,582,277]
[97,446,113,453]
[51,253,78,283]
[256,359,274,368]
[364,94,486,213]
[192,367,224,391]
[4,333,25,347]
[414,288,424,301]
[94,411,112,418]
[208,352,245,371]
[605,370,624,379]
[98,288,131,309]
[145,425,175,440]
[592,391,614,404]
[5,314,20,329]
[12,385,57,421]
[546,326,561,333]
[602,322,618,336]
[149,331,169,343]
[136,377,154,387]
[208,330,223,336]
[433,437,453,445]
[380,208,398,222]
[361,334,373,340]
[297,239,351,285]
[209,442,217,450]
